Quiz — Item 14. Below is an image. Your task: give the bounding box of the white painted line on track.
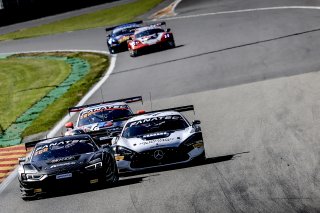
[0,168,18,194]
[161,6,320,21]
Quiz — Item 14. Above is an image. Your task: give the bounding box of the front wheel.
[104,155,119,185]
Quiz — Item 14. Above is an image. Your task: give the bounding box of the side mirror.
[111,136,119,145]
[107,34,111,38]
[136,110,145,114]
[166,28,171,32]
[18,157,26,164]
[65,122,74,129]
[192,120,201,126]
[128,36,133,40]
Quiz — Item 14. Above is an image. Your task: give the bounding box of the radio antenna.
[100,88,104,102]
[149,92,153,111]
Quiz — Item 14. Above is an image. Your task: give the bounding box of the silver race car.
[111,105,205,173]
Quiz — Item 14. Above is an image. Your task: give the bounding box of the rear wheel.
[129,49,138,57]
[167,39,176,48]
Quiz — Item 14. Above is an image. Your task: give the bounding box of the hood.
[136,32,164,45]
[118,129,191,153]
[30,152,101,174]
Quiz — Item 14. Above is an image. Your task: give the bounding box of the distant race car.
[127,22,175,57]
[106,21,143,54]
[65,96,144,145]
[18,135,118,200]
[111,105,205,173]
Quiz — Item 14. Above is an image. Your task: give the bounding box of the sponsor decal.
[50,156,75,164]
[50,162,76,168]
[56,173,72,179]
[139,137,174,145]
[36,140,78,152]
[118,36,130,43]
[129,115,182,127]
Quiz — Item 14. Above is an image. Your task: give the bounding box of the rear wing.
[114,105,195,122]
[68,96,143,113]
[24,136,63,151]
[105,20,143,32]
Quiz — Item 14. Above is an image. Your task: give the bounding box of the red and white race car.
[127,22,175,57]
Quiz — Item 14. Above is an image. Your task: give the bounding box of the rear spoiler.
[105,20,143,32]
[114,105,194,122]
[24,136,63,151]
[68,96,143,113]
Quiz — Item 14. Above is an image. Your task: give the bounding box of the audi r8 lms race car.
[65,96,143,145]
[111,105,205,173]
[127,22,175,57]
[18,135,118,200]
[106,21,143,54]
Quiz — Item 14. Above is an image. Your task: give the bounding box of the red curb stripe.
[0,152,26,156]
[0,146,25,152]
[0,158,19,162]
[0,163,17,166]
[0,169,13,173]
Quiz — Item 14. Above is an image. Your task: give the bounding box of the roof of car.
[127,111,182,122]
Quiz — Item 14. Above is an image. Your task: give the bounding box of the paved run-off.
[0,55,90,147]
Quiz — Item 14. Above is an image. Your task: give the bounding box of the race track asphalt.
[1,0,320,212]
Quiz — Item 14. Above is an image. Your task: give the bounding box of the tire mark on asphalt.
[112,27,320,75]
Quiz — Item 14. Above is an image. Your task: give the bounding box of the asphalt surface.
[1,0,320,212]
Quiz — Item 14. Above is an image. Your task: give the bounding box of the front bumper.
[19,168,105,197]
[116,146,205,173]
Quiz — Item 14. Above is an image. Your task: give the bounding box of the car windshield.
[135,28,164,38]
[113,27,136,36]
[31,138,97,162]
[78,107,132,126]
[122,115,188,138]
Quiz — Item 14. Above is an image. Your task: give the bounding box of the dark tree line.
[0,0,114,26]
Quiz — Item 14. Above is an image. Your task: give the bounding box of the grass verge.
[0,57,71,130]
[8,52,109,138]
[0,0,163,41]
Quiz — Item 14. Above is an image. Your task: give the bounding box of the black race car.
[106,21,142,54]
[18,135,118,200]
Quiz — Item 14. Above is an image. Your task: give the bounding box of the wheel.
[129,49,138,57]
[167,39,176,48]
[108,46,116,54]
[192,151,206,165]
[104,154,119,185]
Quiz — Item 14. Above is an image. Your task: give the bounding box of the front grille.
[130,148,189,168]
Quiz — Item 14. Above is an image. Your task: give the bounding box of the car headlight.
[85,159,103,170]
[182,134,204,147]
[113,146,136,160]
[21,173,47,182]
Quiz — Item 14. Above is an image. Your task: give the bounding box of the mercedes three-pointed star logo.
[154,150,164,160]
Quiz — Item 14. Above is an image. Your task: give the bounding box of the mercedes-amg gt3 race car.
[111,105,205,173]
[18,135,118,200]
[65,96,143,145]
[127,22,175,57]
[106,21,143,54]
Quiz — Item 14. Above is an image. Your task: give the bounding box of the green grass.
[19,52,109,137]
[0,0,163,41]
[0,58,71,130]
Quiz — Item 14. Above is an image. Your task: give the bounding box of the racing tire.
[192,151,206,165]
[129,49,138,57]
[167,39,176,49]
[104,155,119,185]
